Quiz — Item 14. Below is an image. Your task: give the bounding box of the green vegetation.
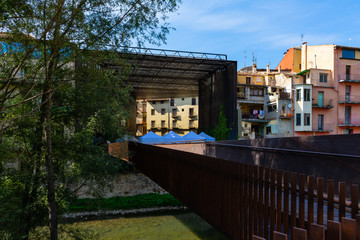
[67,193,184,212]
[210,106,231,141]
[0,0,180,239]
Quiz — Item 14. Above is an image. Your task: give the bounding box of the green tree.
[0,0,180,239]
[211,106,230,141]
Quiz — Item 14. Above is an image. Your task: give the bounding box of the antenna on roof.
[300,34,304,43]
[252,51,257,65]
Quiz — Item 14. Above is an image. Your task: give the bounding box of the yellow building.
[136,97,198,136]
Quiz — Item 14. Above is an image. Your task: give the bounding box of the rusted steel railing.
[129,142,360,240]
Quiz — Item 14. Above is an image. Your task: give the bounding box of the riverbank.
[63,206,188,219]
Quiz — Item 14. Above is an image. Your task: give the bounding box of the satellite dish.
[288,104,292,108]
[258,114,265,119]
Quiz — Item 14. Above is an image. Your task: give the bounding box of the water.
[63,212,228,240]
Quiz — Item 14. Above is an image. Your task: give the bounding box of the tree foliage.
[210,106,231,141]
[0,0,180,239]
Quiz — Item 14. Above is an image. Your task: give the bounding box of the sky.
[146,0,360,70]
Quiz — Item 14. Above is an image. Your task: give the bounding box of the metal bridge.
[128,134,360,240]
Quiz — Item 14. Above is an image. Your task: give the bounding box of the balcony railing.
[338,74,360,82]
[279,92,291,100]
[312,99,334,108]
[338,95,360,103]
[279,111,293,118]
[338,118,360,126]
[312,123,335,132]
[136,118,146,124]
[242,113,266,120]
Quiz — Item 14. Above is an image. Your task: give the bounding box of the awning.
[296,69,310,75]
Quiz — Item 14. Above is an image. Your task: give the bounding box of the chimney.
[301,42,307,71]
[266,64,270,73]
[278,65,281,73]
[252,61,257,73]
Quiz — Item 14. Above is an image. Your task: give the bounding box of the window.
[192,98,196,105]
[250,87,264,96]
[342,50,355,59]
[161,120,166,128]
[296,89,301,101]
[172,109,177,117]
[182,108,184,112]
[346,85,351,102]
[172,120,177,128]
[304,89,310,101]
[151,121,155,128]
[170,98,174,106]
[346,65,351,80]
[189,108,194,116]
[160,100,165,104]
[319,73,328,83]
[189,120,195,128]
[318,91,324,107]
[267,104,277,112]
[345,106,351,124]
[266,126,271,135]
[161,108,165,115]
[152,101,156,104]
[318,115,324,130]
[151,109,155,115]
[246,77,251,84]
[296,113,301,126]
[304,113,310,126]
[182,98,184,101]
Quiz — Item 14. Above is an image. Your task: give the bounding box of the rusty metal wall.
[129,142,360,240]
[205,134,360,188]
[199,62,238,139]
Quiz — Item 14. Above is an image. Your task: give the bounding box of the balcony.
[172,113,180,119]
[136,118,146,124]
[237,92,246,99]
[242,112,269,122]
[279,111,293,119]
[338,95,360,104]
[312,100,334,109]
[338,118,360,127]
[312,123,334,132]
[339,74,360,83]
[279,92,291,100]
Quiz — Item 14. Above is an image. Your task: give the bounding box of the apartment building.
[237,64,294,138]
[279,42,360,135]
[135,97,198,136]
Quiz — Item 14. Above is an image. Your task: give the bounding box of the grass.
[66,193,184,212]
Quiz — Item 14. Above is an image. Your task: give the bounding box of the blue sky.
[146,0,360,70]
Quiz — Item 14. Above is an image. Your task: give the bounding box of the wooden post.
[292,227,307,240]
[341,217,356,240]
[327,220,341,240]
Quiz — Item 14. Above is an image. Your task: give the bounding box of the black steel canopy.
[110,47,236,98]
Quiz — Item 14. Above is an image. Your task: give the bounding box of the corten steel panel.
[199,63,238,139]
[129,142,360,240]
[108,51,238,140]
[205,134,360,189]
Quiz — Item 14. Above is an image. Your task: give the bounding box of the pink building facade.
[334,46,360,134]
[280,43,360,136]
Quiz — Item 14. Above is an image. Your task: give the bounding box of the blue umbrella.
[183,131,206,142]
[139,131,163,144]
[199,132,216,141]
[162,130,183,143]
